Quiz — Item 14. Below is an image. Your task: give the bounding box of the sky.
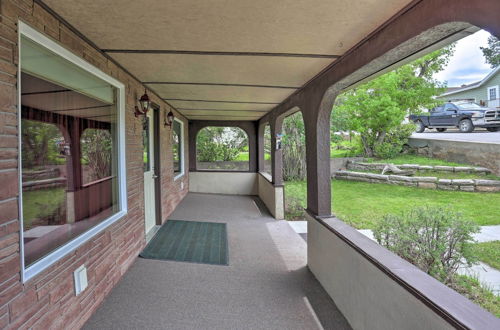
[433,30,493,87]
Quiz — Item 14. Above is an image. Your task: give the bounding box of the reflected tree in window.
[81,128,112,183]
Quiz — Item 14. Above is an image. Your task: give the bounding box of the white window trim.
[173,118,185,181]
[18,21,127,282]
[487,85,499,101]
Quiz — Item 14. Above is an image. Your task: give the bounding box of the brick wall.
[0,1,189,328]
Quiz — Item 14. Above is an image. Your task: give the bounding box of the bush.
[373,206,479,284]
[373,123,415,159]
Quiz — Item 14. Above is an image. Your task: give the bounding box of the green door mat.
[140,220,228,265]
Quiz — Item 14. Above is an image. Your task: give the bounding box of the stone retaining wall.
[346,161,492,174]
[334,170,500,192]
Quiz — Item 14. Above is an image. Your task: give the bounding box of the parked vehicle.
[409,101,500,133]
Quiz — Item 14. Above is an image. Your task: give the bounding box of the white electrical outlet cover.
[74,265,88,295]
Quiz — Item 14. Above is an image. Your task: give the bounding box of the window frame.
[18,21,127,282]
[487,85,498,101]
[173,118,185,181]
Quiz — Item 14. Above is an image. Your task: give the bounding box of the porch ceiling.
[42,0,413,121]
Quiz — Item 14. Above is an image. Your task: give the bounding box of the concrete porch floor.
[84,193,351,329]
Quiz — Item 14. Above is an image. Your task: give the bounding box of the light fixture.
[134,89,151,117]
[164,110,174,127]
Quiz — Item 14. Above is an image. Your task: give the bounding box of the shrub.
[373,206,479,284]
[373,123,415,159]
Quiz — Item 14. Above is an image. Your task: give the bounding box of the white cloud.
[433,30,493,87]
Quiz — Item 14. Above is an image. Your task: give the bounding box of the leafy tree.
[22,119,64,168]
[81,128,112,181]
[333,46,454,157]
[196,127,247,162]
[480,35,500,68]
[282,112,306,181]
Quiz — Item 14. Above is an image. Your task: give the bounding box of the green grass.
[23,188,65,230]
[359,169,500,180]
[235,152,270,161]
[365,154,467,167]
[284,180,500,229]
[472,241,500,269]
[452,275,500,317]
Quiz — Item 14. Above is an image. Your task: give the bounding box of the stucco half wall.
[189,172,285,219]
[189,172,259,195]
[257,173,284,219]
[306,213,499,330]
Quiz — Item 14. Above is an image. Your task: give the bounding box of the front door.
[143,110,157,235]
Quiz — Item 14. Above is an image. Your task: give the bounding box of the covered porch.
[1,0,499,329]
[84,193,350,329]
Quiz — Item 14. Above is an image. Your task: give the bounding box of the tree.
[282,112,306,181]
[333,45,454,157]
[480,35,500,68]
[22,119,63,169]
[196,127,247,162]
[81,129,112,181]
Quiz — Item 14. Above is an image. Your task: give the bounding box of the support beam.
[270,118,283,186]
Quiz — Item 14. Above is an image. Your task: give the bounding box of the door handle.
[152,174,158,179]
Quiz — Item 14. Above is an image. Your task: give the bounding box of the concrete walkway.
[84,194,351,330]
[288,221,500,296]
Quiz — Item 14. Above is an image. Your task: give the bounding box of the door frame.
[152,104,162,226]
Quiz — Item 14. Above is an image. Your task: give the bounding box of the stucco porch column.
[302,91,336,217]
[270,117,284,186]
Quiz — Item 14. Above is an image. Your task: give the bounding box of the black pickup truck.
[409,101,500,133]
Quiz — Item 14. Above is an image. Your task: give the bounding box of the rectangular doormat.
[140,220,228,265]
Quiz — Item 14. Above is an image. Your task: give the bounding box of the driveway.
[412,129,500,144]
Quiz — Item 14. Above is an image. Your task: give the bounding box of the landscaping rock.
[454,167,472,172]
[476,186,500,192]
[452,179,475,186]
[434,166,454,171]
[459,186,475,192]
[388,175,416,182]
[418,182,437,189]
[418,165,434,170]
[438,179,452,185]
[474,179,500,186]
[438,184,458,191]
[417,177,438,182]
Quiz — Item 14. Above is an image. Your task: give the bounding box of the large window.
[173,118,184,178]
[19,24,125,279]
[196,127,249,171]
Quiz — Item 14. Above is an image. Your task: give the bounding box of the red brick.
[0,135,16,148]
[0,233,17,251]
[7,297,48,330]
[0,253,19,283]
[0,170,17,200]
[0,242,18,259]
[0,199,17,225]
[48,276,72,304]
[0,279,22,306]
[0,84,16,112]
[8,288,36,319]
[0,159,16,170]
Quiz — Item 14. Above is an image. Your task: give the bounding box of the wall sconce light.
[134,89,151,118]
[164,110,174,127]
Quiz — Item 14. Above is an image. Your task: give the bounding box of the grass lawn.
[365,154,468,167]
[23,188,65,230]
[472,241,500,270]
[285,180,500,229]
[234,152,270,161]
[453,275,500,317]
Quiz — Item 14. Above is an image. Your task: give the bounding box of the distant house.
[437,66,500,108]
